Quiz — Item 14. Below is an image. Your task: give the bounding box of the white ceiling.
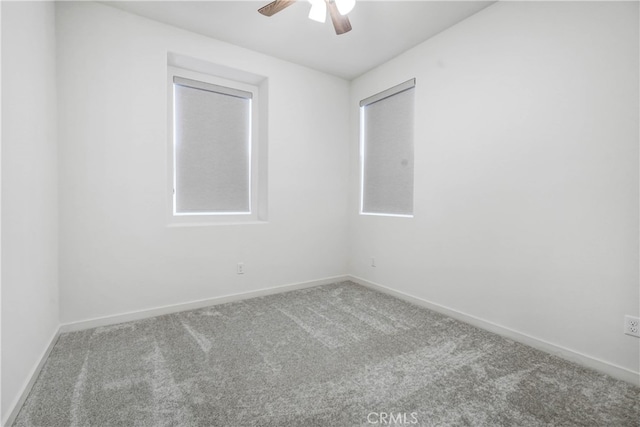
[103,1,495,80]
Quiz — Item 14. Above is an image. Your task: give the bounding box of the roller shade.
[173,77,252,214]
[361,79,415,216]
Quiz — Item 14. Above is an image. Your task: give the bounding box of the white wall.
[56,2,350,324]
[349,1,639,375]
[1,1,60,422]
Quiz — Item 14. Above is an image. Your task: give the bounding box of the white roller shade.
[173,77,252,214]
[361,79,415,216]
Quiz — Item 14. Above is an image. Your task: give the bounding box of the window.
[168,65,266,223]
[360,79,416,217]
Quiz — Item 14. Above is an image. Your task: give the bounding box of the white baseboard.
[3,328,61,427]
[348,275,640,386]
[60,275,349,333]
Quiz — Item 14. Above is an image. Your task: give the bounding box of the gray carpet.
[13,281,640,426]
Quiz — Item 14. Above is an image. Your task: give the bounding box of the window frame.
[167,66,261,225]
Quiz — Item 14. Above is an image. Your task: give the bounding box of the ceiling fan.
[258,0,355,35]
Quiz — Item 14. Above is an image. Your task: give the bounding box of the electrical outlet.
[624,315,640,337]
[237,262,245,275]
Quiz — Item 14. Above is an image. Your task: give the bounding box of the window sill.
[166,220,268,228]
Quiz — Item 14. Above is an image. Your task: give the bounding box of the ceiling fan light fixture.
[335,0,355,16]
[308,0,327,23]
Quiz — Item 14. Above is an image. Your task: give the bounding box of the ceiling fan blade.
[326,0,352,35]
[258,0,296,17]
